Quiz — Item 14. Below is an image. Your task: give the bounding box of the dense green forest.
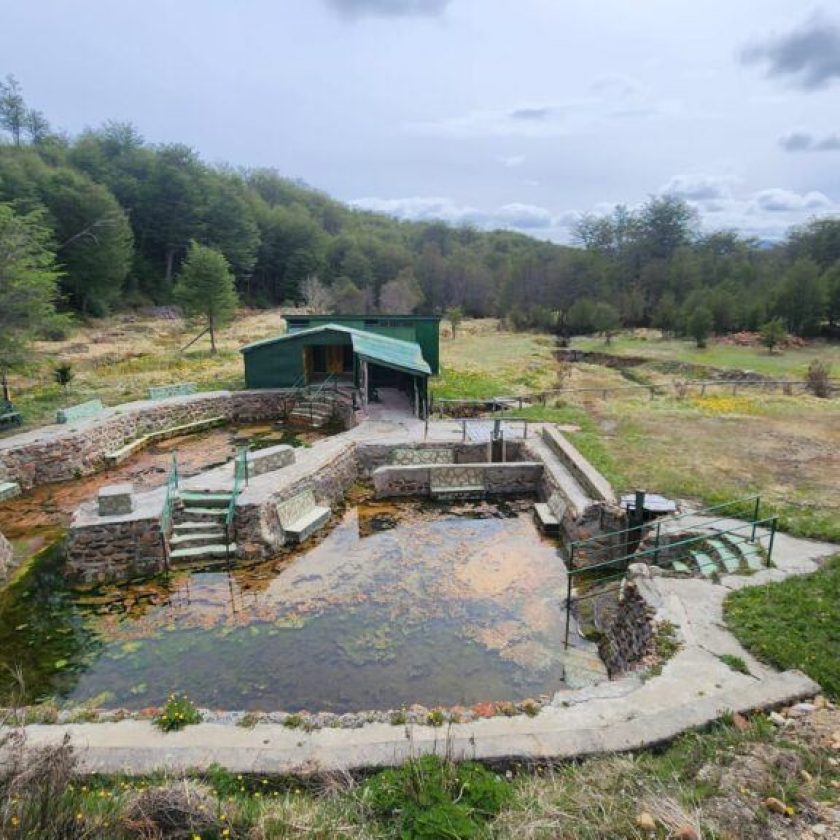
[1,74,840,339]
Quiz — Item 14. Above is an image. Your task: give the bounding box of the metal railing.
[224,446,249,561]
[158,453,180,571]
[567,494,762,570]
[423,414,531,442]
[563,514,778,647]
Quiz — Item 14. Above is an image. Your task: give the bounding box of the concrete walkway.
[16,524,835,775]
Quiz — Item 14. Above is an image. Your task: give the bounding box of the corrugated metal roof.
[240,324,431,377]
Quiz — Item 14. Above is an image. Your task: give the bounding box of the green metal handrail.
[569,514,778,578]
[224,446,249,559]
[567,495,761,569]
[563,514,778,647]
[158,453,180,571]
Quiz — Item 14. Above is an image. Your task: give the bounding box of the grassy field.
[572,332,840,378]
[437,323,840,543]
[726,556,840,700]
[3,309,287,430]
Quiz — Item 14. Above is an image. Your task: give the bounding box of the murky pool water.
[0,499,571,712]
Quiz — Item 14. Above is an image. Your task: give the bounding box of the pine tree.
[173,241,238,353]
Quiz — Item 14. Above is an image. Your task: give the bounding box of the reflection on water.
[0,499,573,712]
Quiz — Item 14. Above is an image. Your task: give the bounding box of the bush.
[153,693,202,732]
[361,754,511,839]
[806,359,832,398]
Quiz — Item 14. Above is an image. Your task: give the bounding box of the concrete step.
[174,521,219,532]
[169,543,236,562]
[179,491,234,508]
[706,538,740,573]
[170,531,226,548]
[671,560,692,574]
[180,506,228,520]
[691,551,718,578]
[722,534,766,570]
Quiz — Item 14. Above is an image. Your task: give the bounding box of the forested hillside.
[1,74,840,338]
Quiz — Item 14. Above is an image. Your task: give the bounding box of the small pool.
[0,497,575,713]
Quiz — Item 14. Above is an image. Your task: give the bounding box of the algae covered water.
[0,500,573,712]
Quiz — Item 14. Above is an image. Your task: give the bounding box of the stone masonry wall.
[0,390,356,491]
[65,515,165,585]
[598,579,656,676]
[356,440,529,476]
[0,530,14,585]
[235,442,359,559]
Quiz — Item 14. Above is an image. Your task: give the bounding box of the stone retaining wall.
[0,530,14,584]
[65,515,165,585]
[0,390,356,491]
[235,442,359,559]
[356,441,528,475]
[371,462,544,498]
[598,577,657,676]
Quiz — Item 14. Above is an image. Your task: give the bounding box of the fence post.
[767,517,777,565]
[564,574,572,649]
[462,419,466,442]
[524,420,528,439]
[751,496,760,541]
[653,521,661,566]
[569,543,575,570]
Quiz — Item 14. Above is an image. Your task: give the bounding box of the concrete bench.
[534,491,568,534]
[276,489,330,543]
[104,416,226,466]
[0,481,21,502]
[247,445,295,478]
[391,447,455,466]
[56,399,104,424]
[429,465,484,500]
[147,382,197,400]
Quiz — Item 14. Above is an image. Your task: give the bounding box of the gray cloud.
[510,107,551,121]
[660,173,736,203]
[779,129,840,151]
[326,0,450,18]
[742,12,840,90]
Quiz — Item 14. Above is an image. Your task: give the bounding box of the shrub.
[153,693,202,732]
[718,653,750,675]
[361,754,511,839]
[806,359,832,398]
[426,709,446,727]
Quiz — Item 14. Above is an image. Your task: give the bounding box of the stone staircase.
[666,532,765,578]
[287,396,336,428]
[168,490,237,565]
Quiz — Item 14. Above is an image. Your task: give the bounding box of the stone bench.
[247,444,295,478]
[104,416,226,466]
[0,481,21,502]
[56,399,104,425]
[147,382,197,400]
[534,491,568,534]
[391,447,455,466]
[429,465,484,500]
[276,488,330,543]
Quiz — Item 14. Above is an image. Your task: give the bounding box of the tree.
[173,242,238,353]
[445,305,463,338]
[0,75,26,146]
[687,305,713,348]
[759,318,786,353]
[0,204,61,399]
[776,258,826,337]
[330,276,366,313]
[590,301,621,344]
[44,169,134,315]
[53,362,74,393]
[821,262,840,328]
[380,268,424,314]
[300,275,332,313]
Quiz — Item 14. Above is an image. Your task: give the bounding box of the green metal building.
[240,316,440,417]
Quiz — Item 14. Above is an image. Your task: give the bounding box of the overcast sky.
[4,0,840,242]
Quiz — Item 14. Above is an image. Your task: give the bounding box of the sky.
[4,0,840,243]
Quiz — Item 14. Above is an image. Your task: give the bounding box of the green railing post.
[564,574,572,649]
[751,496,761,541]
[568,543,575,571]
[653,521,661,566]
